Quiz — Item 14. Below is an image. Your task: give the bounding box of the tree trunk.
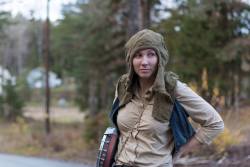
[127,0,142,38]
[100,76,108,110]
[126,0,152,38]
[233,73,239,112]
[140,0,151,28]
[88,70,98,116]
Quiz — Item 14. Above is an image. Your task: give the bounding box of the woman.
[109,29,224,167]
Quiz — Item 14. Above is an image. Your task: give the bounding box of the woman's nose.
[141,56,149,65]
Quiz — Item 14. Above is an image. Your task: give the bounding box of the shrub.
[0,80,24,121]
[213,127,241,153]
[0,96,4,117]
[83,111,109,146]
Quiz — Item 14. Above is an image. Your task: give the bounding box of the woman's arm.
[175,81,224,153]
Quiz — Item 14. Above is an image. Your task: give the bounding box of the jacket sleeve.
[175,81,224,144]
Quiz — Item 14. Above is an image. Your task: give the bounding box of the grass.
[220,105,250,143]
[0,117,97,165]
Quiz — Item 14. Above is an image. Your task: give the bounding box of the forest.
[0,0,249,166]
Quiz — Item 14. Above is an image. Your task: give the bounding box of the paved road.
[0,154,93,167]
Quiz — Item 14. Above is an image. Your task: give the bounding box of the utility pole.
[0,52,4,114]
[44,0,51,134]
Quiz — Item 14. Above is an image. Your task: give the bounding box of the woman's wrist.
[181,137,202,156]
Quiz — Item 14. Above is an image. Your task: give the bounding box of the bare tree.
[127,0,152,38]
[2,15,31,76]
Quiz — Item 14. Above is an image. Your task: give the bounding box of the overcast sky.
[0,0,249,22]
[0,0,175,22]
[0,0,77,21]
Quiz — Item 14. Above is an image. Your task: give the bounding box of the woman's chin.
[138,73,153,80]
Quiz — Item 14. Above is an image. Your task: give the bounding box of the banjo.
[96,127,118,167]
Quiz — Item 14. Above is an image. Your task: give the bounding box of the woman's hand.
[173,137,202,163]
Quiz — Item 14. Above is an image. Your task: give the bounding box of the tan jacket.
[115,81,224,167]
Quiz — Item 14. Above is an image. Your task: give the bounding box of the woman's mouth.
[140,69,150,72]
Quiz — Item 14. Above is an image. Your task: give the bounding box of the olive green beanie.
[116,29,178,122]
[125,29,171,94]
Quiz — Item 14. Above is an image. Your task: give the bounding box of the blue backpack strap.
[170,100,196,154]
[109,97,120,128]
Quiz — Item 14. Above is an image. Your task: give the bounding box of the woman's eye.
[134,54,142,58]
[148,52,156,57]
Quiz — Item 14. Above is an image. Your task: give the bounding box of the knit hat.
[124,29,170,94]
[116,29,178,122]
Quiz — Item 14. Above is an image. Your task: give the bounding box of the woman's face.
[132,48,158,81]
